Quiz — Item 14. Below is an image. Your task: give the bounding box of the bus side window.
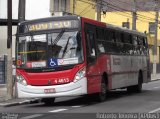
[137,36,143,55]
[115,31,121,54]
[85,31,96,64]
[139,37,144,55]
[104,29,111,53]
[129,35,134,55]
[123,33,130,54]
[143,37,149,56]
[96,28,105,54]
[109,30,116,53]
[133,35,138,55]
[120,32,125,54]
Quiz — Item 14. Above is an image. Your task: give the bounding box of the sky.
[0,0,51,20]
[26,0,50,19]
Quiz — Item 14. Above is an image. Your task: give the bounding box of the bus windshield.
[16,31,84,69]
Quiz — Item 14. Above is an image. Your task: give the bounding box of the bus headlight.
[16,73,27,86]
[74,67,86,83]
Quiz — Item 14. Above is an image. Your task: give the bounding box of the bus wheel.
[96,77,107,102]
[127,72,143,93]
[41,98,55,105]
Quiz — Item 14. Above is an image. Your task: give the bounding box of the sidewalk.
[0,73,160,107]
[0,85,40,107]
[0,84,6,102]
[151,73,160,81]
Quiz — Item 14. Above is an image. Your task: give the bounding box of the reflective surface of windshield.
[16,31,83,69]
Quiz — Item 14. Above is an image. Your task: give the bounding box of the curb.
[0,98,40,107]
[0,84,6,88]
[151,79,160,82]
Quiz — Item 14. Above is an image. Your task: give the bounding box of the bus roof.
[19,15,146,37]
[19,15,80,25]
[81,16,146,37]
[106,24,146,37]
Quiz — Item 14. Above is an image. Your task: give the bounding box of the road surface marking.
[149,107,160,113]
[19,100,30,104]
[71,105,83,108]
[21,114,43,119]
[49,109,68,113]
[153,87,160,89]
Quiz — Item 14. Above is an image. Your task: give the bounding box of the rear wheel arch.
[127,70,143,93]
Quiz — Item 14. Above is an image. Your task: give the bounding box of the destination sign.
[27,20,79,32]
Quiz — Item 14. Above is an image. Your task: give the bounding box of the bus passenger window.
[142,38,148,55]
[85,31,96,64]
[120,33,125,54]
[110,31,116,42]
[138,37,144,55]
[123,34,130,54]
[86,32,95,56]
[98,42,105,53]
[115,32,121,54]
[128,35,134,55]
[133,36,138,55]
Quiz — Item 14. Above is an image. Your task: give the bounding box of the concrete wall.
[70,0,96,20]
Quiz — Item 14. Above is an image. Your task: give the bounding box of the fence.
[0,55,7,84]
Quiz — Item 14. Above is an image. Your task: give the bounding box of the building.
[101,0,160,67]
[68,0,160,73]
[0,0,159,72]
[0,0,51,57]
[0,0,19,57]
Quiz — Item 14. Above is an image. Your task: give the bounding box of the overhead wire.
[105,0,156,22]
[81,6,93,16]
[102,2,151,23]
[79,4,92,15]
[106,4,152,23]
[115,0,156,17]
[102,1,160,28]
[77,0,158,23]
[76,0,96,16]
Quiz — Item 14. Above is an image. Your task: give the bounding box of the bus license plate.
[44,88,55,93]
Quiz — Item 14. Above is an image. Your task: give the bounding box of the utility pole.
[153,0,159,78]
[132,0,137,30]
[7,0,13,99]
[18,0,26,22]
[73,0,76,14]
[96,0,102,21]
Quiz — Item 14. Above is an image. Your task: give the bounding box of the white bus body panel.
[111,55,147,89]
[17,77,87,98]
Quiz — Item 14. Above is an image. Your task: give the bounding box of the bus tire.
[127,72,143,93]
[95,76,107,102]
[41,98,55,105]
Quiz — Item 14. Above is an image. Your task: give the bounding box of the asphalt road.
[1,80,160,119]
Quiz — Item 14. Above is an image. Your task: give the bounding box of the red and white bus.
[16,16,150,104]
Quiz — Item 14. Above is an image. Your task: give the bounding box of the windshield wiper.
[51,29,65,45]
[62,36,71,58]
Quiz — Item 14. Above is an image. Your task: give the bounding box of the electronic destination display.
[19,20,79,33]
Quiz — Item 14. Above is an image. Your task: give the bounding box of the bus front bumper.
[17,78,87,98]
